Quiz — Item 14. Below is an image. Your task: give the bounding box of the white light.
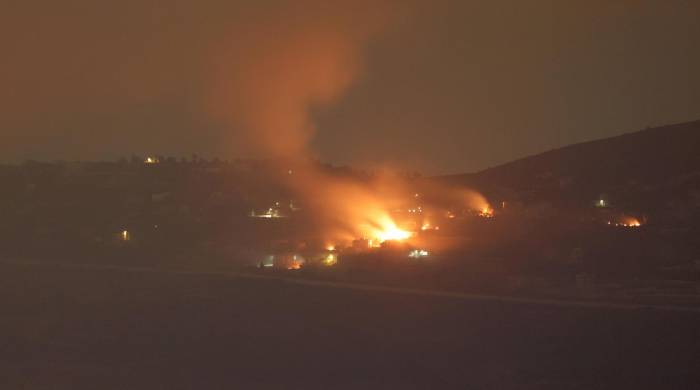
[408,249,429,258]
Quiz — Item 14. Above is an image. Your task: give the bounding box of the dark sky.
[2,0,699,174]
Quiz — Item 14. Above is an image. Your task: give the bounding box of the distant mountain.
[439,120,700,211]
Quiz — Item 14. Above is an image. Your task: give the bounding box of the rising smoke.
[204,1,493,246]
[205,1,426,244]
[206,0,406,157]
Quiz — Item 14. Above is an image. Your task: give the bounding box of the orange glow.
[611,216,641,228]
[287,260,303,270]
[478,206,494,218]
[421,222,439,231]
[361,213,413,245]
[323,253,337,266]
[287,167,416,250]
[374,224,412,242]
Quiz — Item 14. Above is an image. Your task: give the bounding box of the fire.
[478,206,494,218]
[626,219,641,227]
[287,261,302,270]
[375,225,412,242]
[286,255,305,270]
[610,216,641,228]
[340,214,413,249]
[361,214,413,245]
[289,167,416,250]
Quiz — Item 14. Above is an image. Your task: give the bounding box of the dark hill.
[440,120,700,210]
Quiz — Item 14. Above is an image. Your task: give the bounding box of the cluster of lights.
[251,201,284,218]
[607,220,641,228]
[408,249,429,258]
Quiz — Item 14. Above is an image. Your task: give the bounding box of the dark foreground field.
[2,263,699,390]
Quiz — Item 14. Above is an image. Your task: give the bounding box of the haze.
[2,0,698,174]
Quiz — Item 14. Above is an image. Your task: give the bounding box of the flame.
[375,224,412,242]
[625,219,641,227]
[608,215,642,228]
[478,206,494,218]
[287,167,416,249]
[611,216,641,227]
[362,214,412,244]
[287,262,302,270]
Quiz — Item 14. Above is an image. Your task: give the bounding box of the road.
[2,261,699,389]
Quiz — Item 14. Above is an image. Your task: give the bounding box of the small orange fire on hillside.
[607,216,642,228]
[478,206,494,218]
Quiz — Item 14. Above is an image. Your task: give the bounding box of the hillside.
[440,120,700,211]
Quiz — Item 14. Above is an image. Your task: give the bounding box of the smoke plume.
[207,1,403,157]
[204,1,425,245]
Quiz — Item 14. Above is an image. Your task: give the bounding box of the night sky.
[2,0,699,174]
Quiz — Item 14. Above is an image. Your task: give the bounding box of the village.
[2,147,698,307]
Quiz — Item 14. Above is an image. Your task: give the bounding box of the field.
[2,262,699,389]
